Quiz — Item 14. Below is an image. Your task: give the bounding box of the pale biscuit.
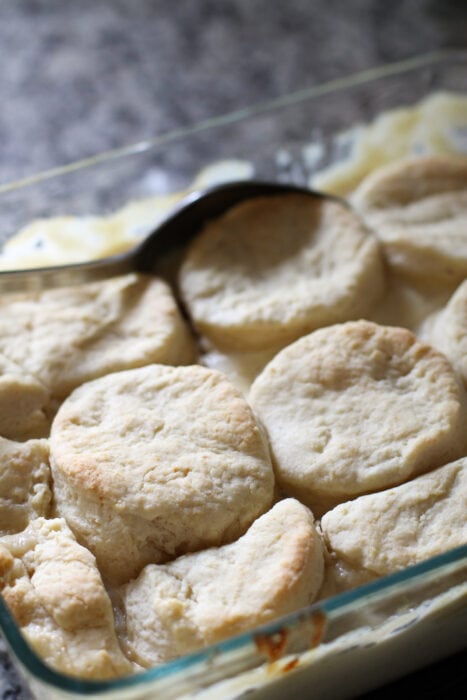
[0,437,51,536]
[353,154,467,286]
[0,518,132,679]
[321,458,467,577]
[421,279,467,389]
[0,354,50,440]
[50,364,275,584]
[249,320,467,515]
[179,194,384,352]
[0,272,196,402]
[121,498,324,667]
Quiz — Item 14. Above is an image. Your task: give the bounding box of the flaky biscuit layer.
[249,320,467,514]
[0,518,132,679]
[122,498,324,667]
[353,154,467,286]
[0,354,50,441]
[50,364,275,584]
[321,458,467,576]
[0,437,51,536]
[0,273,196,402]
[180,194,384,351]
[422,279,467,390]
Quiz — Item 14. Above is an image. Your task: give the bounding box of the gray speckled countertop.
[0,1,467,698]
[1,0,467,186]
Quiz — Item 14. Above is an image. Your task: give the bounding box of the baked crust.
[50,363,275,584]
[0,273,196,402]
[0,518,132,679]
[422,279,467,389]
[321,458,467,575]
[179,194,384,351]
[0,354,50,441]
[0,437,51,535]
[122,498,324,667]
[353,154,467,286]
[249,320,467,514]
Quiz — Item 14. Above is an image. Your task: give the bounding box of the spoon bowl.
[0,180,333,293]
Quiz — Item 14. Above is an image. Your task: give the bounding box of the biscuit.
[353,154,467,286]
[0,437,51,535]
[0,272,196,402]
[249,320,467,514]
[0,354,50,440]
[179,194,384,352]
[121,498,324,667]
[321,458,467,577]
[50,364,275,584]
[0,518,132,679]
[421,279,467,389]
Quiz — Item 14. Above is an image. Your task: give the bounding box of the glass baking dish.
[0,49,466,699]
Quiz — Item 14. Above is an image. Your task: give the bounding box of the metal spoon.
[0,180,333,293]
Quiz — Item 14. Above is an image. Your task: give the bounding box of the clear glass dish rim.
[0,544,466,693]
[0,48,466,694]
[0,48,466,197]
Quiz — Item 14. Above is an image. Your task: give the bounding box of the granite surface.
[0,1,466,698]
[1,0,467,185]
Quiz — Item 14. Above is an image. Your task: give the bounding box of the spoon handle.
[0,252,137,294]
[0,181,326,293]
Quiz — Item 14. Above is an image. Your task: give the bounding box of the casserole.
[0,50,466,699]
